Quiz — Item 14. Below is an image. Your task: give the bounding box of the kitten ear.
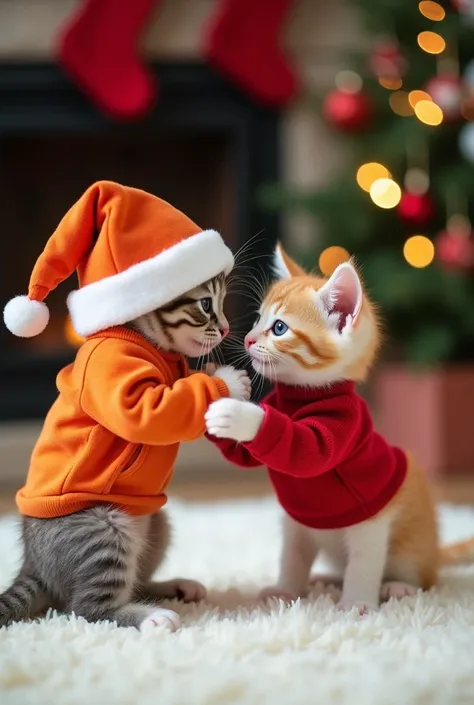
[272,243,306,280]
[317,262,363,333]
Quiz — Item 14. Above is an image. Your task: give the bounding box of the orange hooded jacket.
[16,327,228,518]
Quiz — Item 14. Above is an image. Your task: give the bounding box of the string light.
[403,235,435,268]
[319,246,351,276]
[356,163,391,192]
[369,178,402,209]
[408,90,432,108]
[379,77,403,90]
[65,317,85,348]
[389,91,414,116]
[417,31,446,55]
[414,100,443,125]
[418,1,446,21]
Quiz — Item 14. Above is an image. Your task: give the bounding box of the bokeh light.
[389,91,414,116]
[404,168,430,195]
[335,70,363,94]
[356,162,391,192]
[403,235,435,268]
[319,246,351,276]
[418,1,446,21]
[379,77,403,90]
[369,178,402,209]
[65,317,85,348]
[408,90,432,108]
[417,31,446,55]
[414,100,443,125]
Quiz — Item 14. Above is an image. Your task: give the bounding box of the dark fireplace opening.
[0,63,281,421]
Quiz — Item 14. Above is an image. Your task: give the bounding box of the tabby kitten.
[0,273,245,631]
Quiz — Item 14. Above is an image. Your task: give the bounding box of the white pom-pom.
[4,296,50,337]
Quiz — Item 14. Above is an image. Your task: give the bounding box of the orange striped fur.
[248,245,473,598]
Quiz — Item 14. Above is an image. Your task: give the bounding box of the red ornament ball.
[435,228,474,270]
[424,74,463,121]
[323,89,372,132]
[369,39,407,79]
[397,192,434,227]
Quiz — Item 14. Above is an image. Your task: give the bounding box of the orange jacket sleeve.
[79,341,229,445]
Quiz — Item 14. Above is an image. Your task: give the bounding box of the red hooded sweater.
[210,381,407,530]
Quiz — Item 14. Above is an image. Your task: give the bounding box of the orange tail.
[439,537,474,566]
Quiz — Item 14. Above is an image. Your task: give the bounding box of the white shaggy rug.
[1,498,474,705]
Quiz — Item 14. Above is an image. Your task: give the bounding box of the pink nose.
[245,337,256,350]
[220,327,230,338]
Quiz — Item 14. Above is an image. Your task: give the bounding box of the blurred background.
[0,0,473,507]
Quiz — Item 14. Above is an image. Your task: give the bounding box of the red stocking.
[203,0,299,107]
[56,0,160,120]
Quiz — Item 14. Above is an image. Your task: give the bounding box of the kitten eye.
[200,297,212,313]
[271,320,288,336]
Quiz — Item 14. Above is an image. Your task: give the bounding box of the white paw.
[205,398,264,442]
[140,608,181,633]
[337,599,377,615]
[169,578,207,602]
[213,366,251,401]
[259,586,298,604]
[381,581,417,601]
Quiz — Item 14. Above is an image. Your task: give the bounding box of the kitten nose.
[220,327,230,339]
[245,337,256,350]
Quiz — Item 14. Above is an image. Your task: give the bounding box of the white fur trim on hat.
[68,229,234,337]
[4,296,50,338]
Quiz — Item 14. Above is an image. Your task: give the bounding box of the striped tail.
[439,537,474,566]
[0,574,46,627]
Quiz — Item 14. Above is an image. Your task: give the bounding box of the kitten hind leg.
[136,511,206,603]
[260,515,318,603]
[0,570,49,627]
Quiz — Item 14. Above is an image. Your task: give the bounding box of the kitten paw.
[213,366,251,401]
[259,586,298,604]
[205,398,264,442]
[337,600,377,615]
[167,578,207,603]
[380,581,417,601]
[140,608,181,633]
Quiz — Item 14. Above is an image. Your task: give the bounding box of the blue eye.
[200,298,212,313]
[272,320,288,336]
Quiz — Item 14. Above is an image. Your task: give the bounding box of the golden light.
[335,70,363,94]
[389,91,414,117]
[369,178,402,209]
[65,316,85,348]
[319,246,351,276]
[378,77,403,90]
[418,1,446,21]
[417,31,446,55]
[414,99,443,125]
[356,162,391,192]
[403,235,435,268]
[408,90,432,108]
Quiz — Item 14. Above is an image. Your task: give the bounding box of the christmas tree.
[264,0,474,366]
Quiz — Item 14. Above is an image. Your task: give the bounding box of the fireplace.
[0,63,280,421]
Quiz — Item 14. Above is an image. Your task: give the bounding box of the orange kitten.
[206,244,474,612]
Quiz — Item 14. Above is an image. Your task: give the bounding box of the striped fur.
[0,278,230,630]
[129,273,229,360]
[0,507,205,629]
[250,246,473,611]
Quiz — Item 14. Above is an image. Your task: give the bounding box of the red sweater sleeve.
[242,400,360,478]
[208,436,263,468]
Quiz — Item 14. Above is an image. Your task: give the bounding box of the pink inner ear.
[321,264,362,332]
